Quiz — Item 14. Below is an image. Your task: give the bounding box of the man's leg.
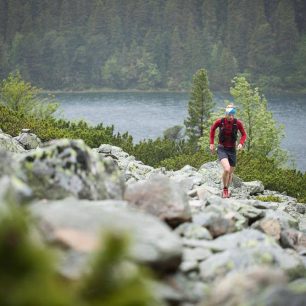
[220,158,231,188]
[228,166,235,187]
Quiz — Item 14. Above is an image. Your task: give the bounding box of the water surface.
[55,91,306,172]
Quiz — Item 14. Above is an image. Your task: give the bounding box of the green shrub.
[0,72,59,119]
[0,104,134,151]
[132,138,192,167]
[236,152,306,203]
[158,150,214,170]
[255,195,282,202]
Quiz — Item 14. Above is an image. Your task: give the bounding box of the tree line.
[0,0,306,91]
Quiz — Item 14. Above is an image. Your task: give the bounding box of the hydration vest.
[218,118,238,143]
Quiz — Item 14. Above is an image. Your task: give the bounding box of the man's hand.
[210,144,215,154]
[237,143,243,151]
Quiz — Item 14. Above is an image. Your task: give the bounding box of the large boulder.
[198,229,306,282]
[30,198,183,279]
[124,174,192,227]
[199,267,306,306]
[0,130,25,153]
[17,139,125,200]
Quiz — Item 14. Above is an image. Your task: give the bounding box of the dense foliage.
[0,0,306,91]
[0,72,59,118]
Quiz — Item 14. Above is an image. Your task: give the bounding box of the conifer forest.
[0,0,305,91]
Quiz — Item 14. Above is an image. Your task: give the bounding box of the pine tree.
[184,68,214,144]
[230,76,287,163]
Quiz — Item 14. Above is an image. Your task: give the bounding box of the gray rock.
[299,217,306,233]
[179,261,198,272]
[199,267,287,306]
[149,281,184,305]
[280,229,306,253]
[97,144,157,182]
[183,248,212,262]
[169,165,206,192]
[192,200,248,235]
[174,273,209,303]
[0,131,25,153]
[296,204,306,215]
[198,161,223,188]
[237,204,265,220]
[124,174,191,227]
[198,229,306,282]
[265,209,299,229]
[175,223,213,240]
[14,131,42,150]
[252,218,282,240]
[242,181,264,195]
[194,185,220,202]
[17,139,125,200]
[30,198,183,279]
[0,149,14,178]
[0,176,33,206]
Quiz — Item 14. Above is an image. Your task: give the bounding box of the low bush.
[158,150,214,170]
[255,195,282,202]
[236,152,306,203]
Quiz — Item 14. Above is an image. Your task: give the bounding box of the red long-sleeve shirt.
[210,118,247,148]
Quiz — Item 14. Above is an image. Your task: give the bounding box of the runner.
[209,104,247,198]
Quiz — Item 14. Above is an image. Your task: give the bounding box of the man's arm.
[210,119,221,144]
[237,120,247,145]
[209,119,221,154]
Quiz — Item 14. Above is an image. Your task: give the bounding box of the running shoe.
[222,188,229,198]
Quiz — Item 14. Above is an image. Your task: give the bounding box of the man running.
[209,104,247,198]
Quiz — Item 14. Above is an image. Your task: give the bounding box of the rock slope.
[1,130,306,306]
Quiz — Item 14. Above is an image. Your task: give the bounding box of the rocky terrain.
[1,128,306,306]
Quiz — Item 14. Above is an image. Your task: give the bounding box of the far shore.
[41,87,306,96]
[41,88,190,94]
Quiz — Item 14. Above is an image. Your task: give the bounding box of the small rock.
[180,261,198,272]
[280,229,306,253]
[252,218,281,240]
[124,174,191,227]
[175,223,213,240]
[14,131,42,150]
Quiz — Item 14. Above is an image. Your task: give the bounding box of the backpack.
[218,118,238,143]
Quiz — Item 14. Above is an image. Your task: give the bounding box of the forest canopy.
[0,0,305,92]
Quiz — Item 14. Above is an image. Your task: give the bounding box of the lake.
[55,91,306,172]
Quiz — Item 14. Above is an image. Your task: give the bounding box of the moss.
[259,252,274,264]
[256,195,282,202]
